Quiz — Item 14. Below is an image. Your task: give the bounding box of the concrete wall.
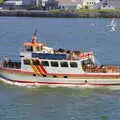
[0,10,120,18]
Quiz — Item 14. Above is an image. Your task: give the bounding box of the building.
[4,0,23,6]
[36,0,42,7]
[41,0,48,7]
[23,0,36,6]
[4,0,37,6]
[57,0,83,10]
[45,0,58,10]
[44,0,120,10]
[3,0,38,9]
[3,0,23,9]
[40,0,58,10]
[82,0,100,8]
[101,0,120,9]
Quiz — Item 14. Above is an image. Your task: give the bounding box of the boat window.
[70,62,78,68]
[41,61,49,66]
[51,61,59,67]
[82,59,93,65]
[23,59,31,65]
[32,60,40,65]
[25,46,33,52]
[36,46,41,51]
[60,62,68,67]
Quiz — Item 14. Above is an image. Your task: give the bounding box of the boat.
[0,31,120,88]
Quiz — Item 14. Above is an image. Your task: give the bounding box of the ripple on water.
[0,17,120,120]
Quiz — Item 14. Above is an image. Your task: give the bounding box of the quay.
[0,9,120,18]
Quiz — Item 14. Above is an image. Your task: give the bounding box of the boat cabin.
[23,42,54,54]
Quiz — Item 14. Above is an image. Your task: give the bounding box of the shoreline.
[0,9,120,18]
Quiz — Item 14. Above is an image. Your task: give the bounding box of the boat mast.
[32,29,37,43]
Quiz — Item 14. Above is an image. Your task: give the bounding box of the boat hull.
[0,68,120,89]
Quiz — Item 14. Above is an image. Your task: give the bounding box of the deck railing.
[0,56,21,69]
[82,64,120,73]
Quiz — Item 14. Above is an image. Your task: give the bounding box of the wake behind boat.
[0,31,120,88]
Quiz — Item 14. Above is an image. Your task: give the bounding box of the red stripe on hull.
[36,66,42,74]
[40,64,47,74]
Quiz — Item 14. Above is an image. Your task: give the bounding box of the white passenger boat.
[0,31,120,88]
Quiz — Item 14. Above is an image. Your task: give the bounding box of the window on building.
[23,59,31,65]
[60,62,68,67]
[70,62,78,68]
[41,61,49,66]
[51,61,59,67]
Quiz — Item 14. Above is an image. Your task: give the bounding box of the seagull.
[107,18,117,32]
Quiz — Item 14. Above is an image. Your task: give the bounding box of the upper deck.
[21,31,94,61]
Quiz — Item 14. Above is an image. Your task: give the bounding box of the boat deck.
[2,60,21,69]
[82,64,120,73]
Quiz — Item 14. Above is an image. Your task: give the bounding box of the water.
[0,17,120,120]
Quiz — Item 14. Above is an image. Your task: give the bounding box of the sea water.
[0,17,120,120]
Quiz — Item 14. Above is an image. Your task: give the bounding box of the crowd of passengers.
[82,63,120,73]
[55,48,85,60]
[55,48,82,54]
[3,58,21,69]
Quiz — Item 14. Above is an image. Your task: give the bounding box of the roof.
[23,42,47,47]
[57,0,82,6]
[4,0,23,5]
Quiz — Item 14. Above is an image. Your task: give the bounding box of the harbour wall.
[0,10,120,18]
